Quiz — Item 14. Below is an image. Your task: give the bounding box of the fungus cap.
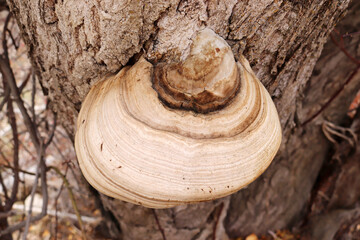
[75,29,282,208]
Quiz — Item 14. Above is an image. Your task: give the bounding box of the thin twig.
[51,137,79,188]
[5,28,18,49]
[10,203,99,223]
[22,143,43,239]
[0,86,9,111]
[342,30,360,38]
[0,146,48,238]
[54,166,67,240]
[1,164,36,176]
[31,70,36,123]
[301,67,360,126]
[52,137,71,163]
[268,230,281,240]
[301,29,360,126]
[331,30,360,65]
[322,120,357,147]
[49,165,87,240]
[0,16,40,149]
[18,71,32,94]
[44,112,57,148]
[0,10,51,239]
[212,202,224,240]
[0,15,11,112]
[0,210,15,219]
[2,12,12,57]
[5,95,19,211]
[18,140,36,159]
[152,209,166,240]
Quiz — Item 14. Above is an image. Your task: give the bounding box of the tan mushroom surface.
[75,29,282,208]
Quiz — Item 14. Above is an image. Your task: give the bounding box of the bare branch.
[332,30,360,65]
[18,71,31,94]
[5,28,18,50]
[1,164,36,176]
[0,56,40,149]
[152,209,166,240]
[0,210,15,219]
[49,166,87,240]
[54,167,66,240]
[0,9,55,239]
[0,13,40,149]
[0,86,9,111]
[301,67,360,126]
[22,144,46,240]
[301,29,360,126]
[44,112,57,148]
[4,96,19,211]
[212,202,224,240]
[30,71,36,123]
[18,141,36,159]
[1,13,12,58]
[0,145,48,238]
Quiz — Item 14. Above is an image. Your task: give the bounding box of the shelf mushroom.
[75,28,282,208]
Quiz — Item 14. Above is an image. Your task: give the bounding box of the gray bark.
[7,0,359,239]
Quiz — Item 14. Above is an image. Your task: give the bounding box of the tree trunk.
[7,0,359,239]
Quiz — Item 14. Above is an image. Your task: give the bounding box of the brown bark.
[6,0,359,239]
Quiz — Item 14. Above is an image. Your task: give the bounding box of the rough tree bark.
[6,0,359,239]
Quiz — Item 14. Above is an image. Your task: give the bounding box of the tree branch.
[4,96,19,211]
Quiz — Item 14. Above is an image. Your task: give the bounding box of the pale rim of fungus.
[74,28,282,208]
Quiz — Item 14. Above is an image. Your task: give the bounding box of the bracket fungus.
[75,28,282,208]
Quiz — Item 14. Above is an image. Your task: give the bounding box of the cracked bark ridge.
[7,0,354,239]
[7,0,177,134]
